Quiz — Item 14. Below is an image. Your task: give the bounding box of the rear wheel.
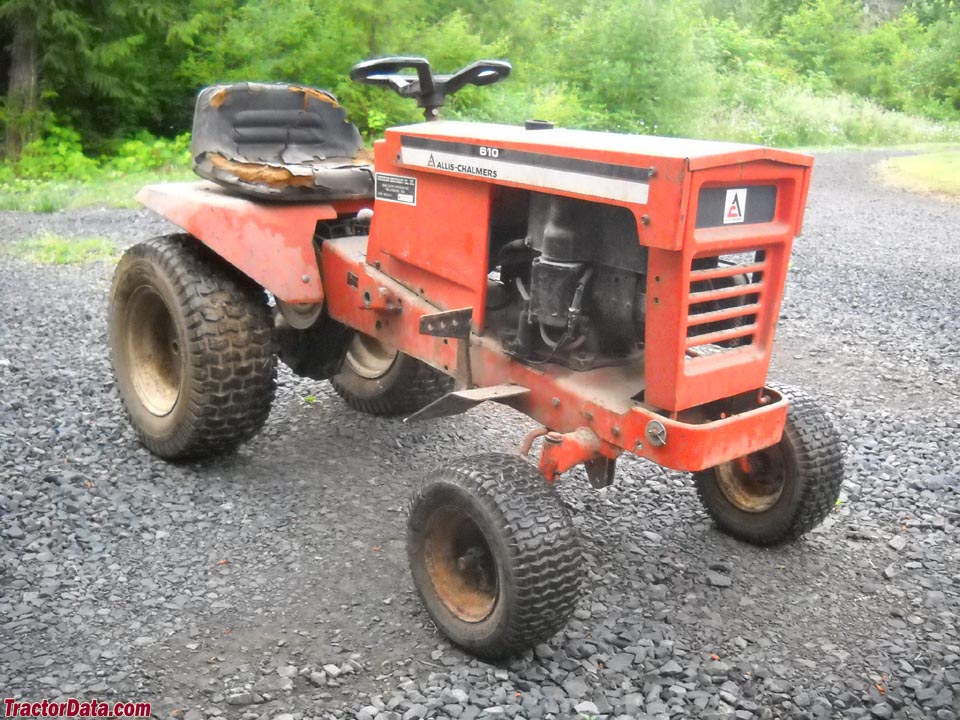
[407,454,583,659]
[109,235,276,459]
[694,384,843,546]
[331,332,451,416]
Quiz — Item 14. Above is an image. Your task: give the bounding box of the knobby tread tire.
[694,383,844,546]
[408,453,583,659]
[109,234,276,459]
[331,349,452,416]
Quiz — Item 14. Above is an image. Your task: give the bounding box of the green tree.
[778,0,864,82]
[0,0,184,158]
[907,0,958,24]
[171,0,506,134]
[907,13,960,117]
[554,0,712,134]
[754,0,806,34]
[848,11,923,109]
[1,1,43,158]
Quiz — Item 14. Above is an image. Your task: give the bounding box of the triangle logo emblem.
[723,188,747,224]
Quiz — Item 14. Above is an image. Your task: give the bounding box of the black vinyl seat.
[191,82,374,202]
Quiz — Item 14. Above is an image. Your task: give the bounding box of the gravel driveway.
[1,151,958,720]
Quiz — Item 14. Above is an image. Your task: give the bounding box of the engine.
[489,193,648,370]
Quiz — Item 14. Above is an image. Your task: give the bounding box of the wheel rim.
[276,298,323,329]
[125,286,183,417]
[715,444,786,513]
[344,333,397,379]
[423,505,498,623]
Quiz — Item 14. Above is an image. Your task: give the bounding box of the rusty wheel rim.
[344,333,397,379]
[715,444,786,513]
[423,505,498,623]
[125,286,182,416]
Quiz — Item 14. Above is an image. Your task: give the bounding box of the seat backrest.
[192,82,363,165]
[190,82,375,202]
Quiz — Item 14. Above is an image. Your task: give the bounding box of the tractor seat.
[191,82,374,202]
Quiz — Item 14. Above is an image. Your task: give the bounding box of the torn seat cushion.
[191,82,374,202]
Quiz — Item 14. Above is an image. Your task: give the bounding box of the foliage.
[555,0,712,135]
[694,83,960,147]
[106,133,192,172]
[2,233,117,264]
[0,126,193,211]
[11,124,100,181]
[905,14,960,118]
[778,0,864,82]
[908,0,958,24]
[2,0,960,169]
[0,0,188,151]
[0,125,190,182]
[846,12,924,110]
[170,0,508,135]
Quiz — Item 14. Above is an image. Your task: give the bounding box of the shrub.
[694,82,960,146]
[847,12,924,111]
[105,132,192,173]
[554,0,714,135]
[14,125,100,181]
[778,0,864,82]
[905,14,960,119]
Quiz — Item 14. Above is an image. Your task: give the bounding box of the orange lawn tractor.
[108,57,843,659]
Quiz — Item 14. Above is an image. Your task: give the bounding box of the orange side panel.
[366,140,493,329]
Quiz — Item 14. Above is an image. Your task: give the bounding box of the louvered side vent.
[686,250,766,356]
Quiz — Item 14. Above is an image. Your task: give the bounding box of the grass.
[0,169,194,213]
[694,84,960,148]
[878,151,960,198]
[797,141,960,154]
[3,233,118,265]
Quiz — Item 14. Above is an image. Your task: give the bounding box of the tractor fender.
[136,181,332,304]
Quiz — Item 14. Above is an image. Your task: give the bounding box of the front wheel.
[694,384,843,546]
[109,235,276,459]
[331,332,451,416]
[407,454,583,659]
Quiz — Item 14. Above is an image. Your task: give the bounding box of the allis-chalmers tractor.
[109,58,843,658]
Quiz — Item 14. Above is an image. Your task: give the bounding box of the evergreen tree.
[1,0,181,158]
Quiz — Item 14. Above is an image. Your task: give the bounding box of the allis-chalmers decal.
[400,135,651,204]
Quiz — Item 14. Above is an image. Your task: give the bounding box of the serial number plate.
[375,173,417,205]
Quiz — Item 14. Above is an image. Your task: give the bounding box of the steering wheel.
[349,56,512,120]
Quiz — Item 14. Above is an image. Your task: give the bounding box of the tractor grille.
[686,250,766,355]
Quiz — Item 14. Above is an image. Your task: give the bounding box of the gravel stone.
[562,677,589,698]
[887,534,907,551]
[660,660,683,676]
[225,693,258,707]
[706,571,733,588]
[605,652,634,672]
[402,705,428,720]
[307,671,326,687]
